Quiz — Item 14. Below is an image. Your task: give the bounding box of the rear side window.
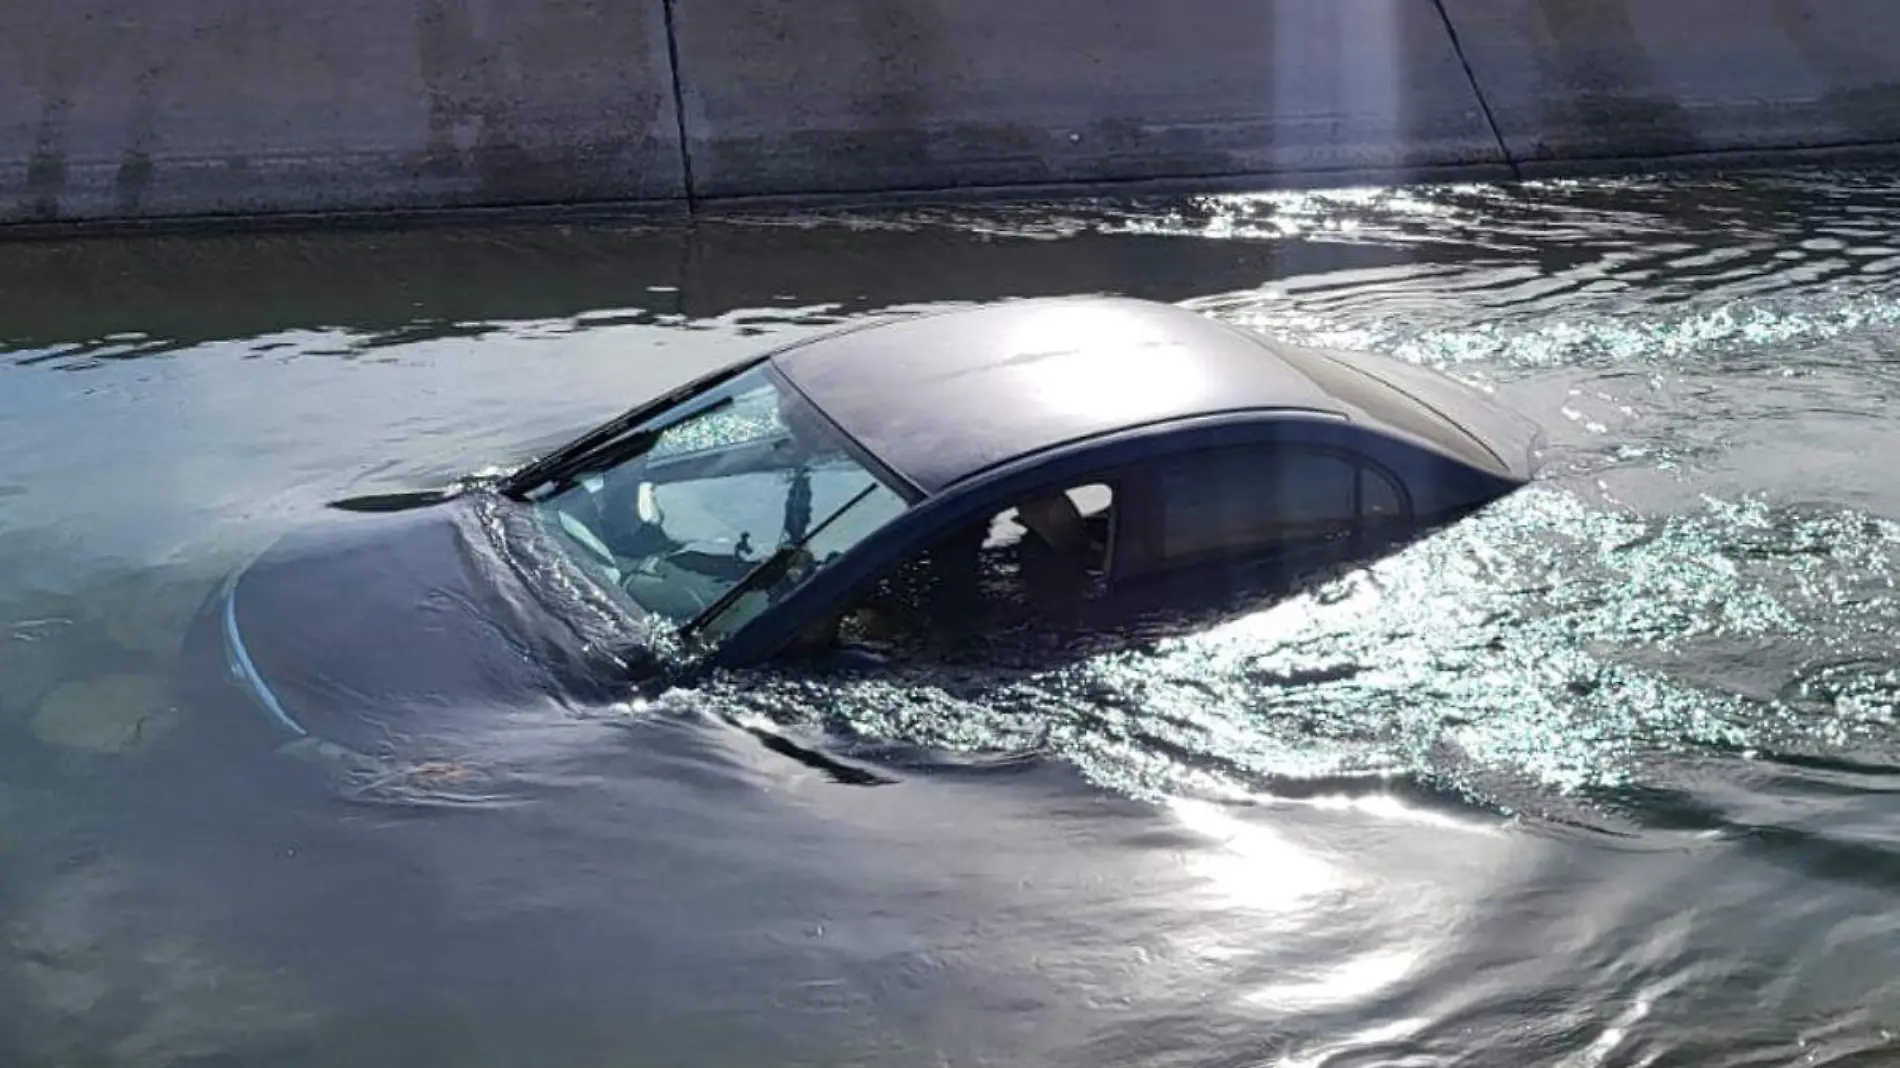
[1152,446,1407,567]
[1361,465,1405,524]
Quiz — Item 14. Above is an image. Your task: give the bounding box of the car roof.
[769,296,1507,495]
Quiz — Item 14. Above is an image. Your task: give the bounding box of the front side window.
[830,483,1117,654]
[524,364,911,638]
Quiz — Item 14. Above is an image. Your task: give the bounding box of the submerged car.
[182,296,1543,755]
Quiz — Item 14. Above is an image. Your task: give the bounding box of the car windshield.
[527,363,912,640]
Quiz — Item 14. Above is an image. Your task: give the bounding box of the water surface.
[5,169,1900,1066]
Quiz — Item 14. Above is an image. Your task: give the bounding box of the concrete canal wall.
[667,0,1503,198]
[0,0,685,224]
[1441,0,1900,172]
[4,0,1900,227]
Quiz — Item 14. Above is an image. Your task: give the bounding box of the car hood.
[218,498,632,756]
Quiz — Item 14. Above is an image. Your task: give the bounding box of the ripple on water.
[29,674,181,757]
[6,858,318,1065]
[89,577,209,661]
[0,626,68,724]
[14,172,1900,1067]
[698,485,1900,826]
[1778,658,1900,733]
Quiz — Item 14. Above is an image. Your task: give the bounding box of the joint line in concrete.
[1428,0,1522,182]
[660,0,698,210]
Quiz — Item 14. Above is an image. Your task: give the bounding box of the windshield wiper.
[682,480,881,639]
[510,395,735,500]
[502,360,763,500]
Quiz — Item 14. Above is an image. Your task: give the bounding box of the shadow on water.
[11,171,1900,1065]
[9,164,1898,363]
[0,216,1460,364]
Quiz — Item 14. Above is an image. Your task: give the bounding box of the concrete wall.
[669,0,1505,197]
[0,0,682,224]
[1442,0,1900,169]
[5,0,1900,226]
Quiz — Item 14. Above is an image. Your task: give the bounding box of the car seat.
[1016,492,1100,568]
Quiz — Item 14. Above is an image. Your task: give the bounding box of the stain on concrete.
[416,0,486,179]
[1525,0,1701,160]
[693,125,1060,197]
[689,107,1503,200]
[113,65,165,217]
[473,102,538,196]
[1771,0,1900,145]
[1818,82,1900,143]
[411,0,675,203]
[414,0,570,196]
[24,85,74,222]
[1077,118,1242,180]
[847,0,939,175]
[1772,0,1829,78]
[1085,117,1151,156]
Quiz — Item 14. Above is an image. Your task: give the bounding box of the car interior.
[807,483,1117,658]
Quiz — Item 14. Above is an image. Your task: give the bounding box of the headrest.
[1016,493,1087,554]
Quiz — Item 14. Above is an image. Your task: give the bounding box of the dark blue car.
[182,297,1543,760]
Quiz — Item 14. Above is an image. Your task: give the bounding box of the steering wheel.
[619,553,717,619]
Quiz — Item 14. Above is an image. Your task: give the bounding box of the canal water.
[4,170,1900,1066]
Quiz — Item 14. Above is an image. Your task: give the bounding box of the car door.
[790,477,1126,658]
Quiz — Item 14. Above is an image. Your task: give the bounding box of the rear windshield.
[1271,346,1502,473]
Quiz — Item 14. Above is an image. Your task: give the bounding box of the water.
[5,169,1900,1066]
